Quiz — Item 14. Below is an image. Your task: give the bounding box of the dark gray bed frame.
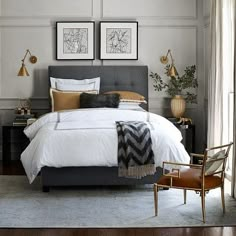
[41,65,162,192]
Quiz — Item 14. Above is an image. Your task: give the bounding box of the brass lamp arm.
[167,49,174,65]
[21,49,37,64]
[160,49,178,76]
[161,49,174,65]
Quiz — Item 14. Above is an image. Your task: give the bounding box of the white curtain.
[208,0,234,148]
[233,38,236,197]
[233,2,236,198]
[208,0,224,148]
[208,1,235,196]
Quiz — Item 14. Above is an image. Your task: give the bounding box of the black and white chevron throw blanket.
[116,121,156,178]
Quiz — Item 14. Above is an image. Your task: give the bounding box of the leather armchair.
[153,142,233,223]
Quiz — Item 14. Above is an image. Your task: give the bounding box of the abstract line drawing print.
[106,28,131,54]
[63,28,88,54]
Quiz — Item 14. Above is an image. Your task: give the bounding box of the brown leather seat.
[153,142,233,223]
[157,168,222,190]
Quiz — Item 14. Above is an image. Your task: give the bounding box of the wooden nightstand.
[2,124,29,166]
[176,123,195,154]
[167,118,195,154]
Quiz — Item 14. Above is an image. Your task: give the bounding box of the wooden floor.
[0,160,25,175]
[0,161,235,236]
[0,227,236,236]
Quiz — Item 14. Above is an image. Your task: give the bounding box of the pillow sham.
[104,90,146,103]
[50,77,100,92]
[50,89,97,112]
[205,150,225,176]
[80,93,120,108]
[118,101,145,111]
[56,82,97,92]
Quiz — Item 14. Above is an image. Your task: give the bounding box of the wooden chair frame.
[154,142,233,223]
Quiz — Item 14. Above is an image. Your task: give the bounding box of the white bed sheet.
[21,108,190,183]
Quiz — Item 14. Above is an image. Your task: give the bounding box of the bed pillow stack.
[49,78,147,112]
[50,77,100,112]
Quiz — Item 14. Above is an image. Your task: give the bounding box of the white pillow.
[50,77,100,92]
[56,82,97,91]
[118,102,145,111]
[205,150,225,176]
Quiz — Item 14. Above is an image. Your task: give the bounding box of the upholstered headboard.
[48,65,148,110]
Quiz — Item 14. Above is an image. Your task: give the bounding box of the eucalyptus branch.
[150,65,198,104]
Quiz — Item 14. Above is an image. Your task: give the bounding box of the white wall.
[0,0,206,157]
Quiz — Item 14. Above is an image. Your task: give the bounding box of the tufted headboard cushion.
[48,65,148,110]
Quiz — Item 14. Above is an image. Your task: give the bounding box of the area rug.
[0,175,235,228]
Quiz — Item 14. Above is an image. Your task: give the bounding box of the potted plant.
[150,64,198,118]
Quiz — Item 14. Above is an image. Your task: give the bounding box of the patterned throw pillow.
[205,150,226,175]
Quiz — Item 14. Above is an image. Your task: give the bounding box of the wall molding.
[0,16,201,28]
[0,16,94,27]
[149,97,198,109]
[101,0,197,20]
[0,97,49,110]
[0,97,198,110]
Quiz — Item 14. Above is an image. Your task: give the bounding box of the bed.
[20,65,190,192]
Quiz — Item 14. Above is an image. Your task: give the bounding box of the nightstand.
[176,124,195,154]
[2,124,29,165]
[167,118,195,154]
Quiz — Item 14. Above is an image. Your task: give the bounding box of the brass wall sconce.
[160,49,178,77]
[17,49,37,76]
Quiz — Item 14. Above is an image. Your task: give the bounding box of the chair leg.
[184,189,187,204]
[221,185,225,214]
[154,183,158,216]
[201,191,206,223]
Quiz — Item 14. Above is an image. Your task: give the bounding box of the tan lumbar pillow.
[50,89,97,112]
[104,91,146,103]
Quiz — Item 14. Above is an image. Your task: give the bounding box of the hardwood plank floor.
[0,161,235,236]
[0,227,236,236]
[0,160,25,175]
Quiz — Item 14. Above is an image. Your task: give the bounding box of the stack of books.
[13,114,35,126]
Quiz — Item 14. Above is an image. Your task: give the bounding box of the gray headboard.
[48,65,148,110]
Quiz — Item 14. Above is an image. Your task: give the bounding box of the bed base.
[41,166,163,192]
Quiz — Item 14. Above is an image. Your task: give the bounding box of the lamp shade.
[169,65,178,77]
[17,64,29,76]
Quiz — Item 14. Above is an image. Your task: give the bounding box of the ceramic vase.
[171,95,186,118]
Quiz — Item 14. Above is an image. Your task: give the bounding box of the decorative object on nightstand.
[150,49,198,118]
[13,99,35,126]
[13,114,35,126]
[17,49,37,76]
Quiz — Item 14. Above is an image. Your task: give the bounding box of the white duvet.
[21,108,190,183]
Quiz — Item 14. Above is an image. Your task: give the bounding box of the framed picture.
[99,21,138,60]
[56,21,95,60]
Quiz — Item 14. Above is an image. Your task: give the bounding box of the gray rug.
[0,175,236,228]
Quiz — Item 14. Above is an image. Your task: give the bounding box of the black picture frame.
[99,21,138,60]
[56,21,95,60]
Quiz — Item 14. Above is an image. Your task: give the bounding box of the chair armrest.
[190,153,204,164]
[162,161,202,175]
[165,168,180,178]
[161,161,202,187]
[190,153,204,158]
[163,161,202,168]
